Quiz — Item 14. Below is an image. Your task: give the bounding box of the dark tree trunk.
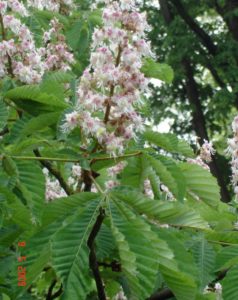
[182,59,230,203]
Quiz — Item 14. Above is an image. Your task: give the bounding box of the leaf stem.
[1,151,142,163]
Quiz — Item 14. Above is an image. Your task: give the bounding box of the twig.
[46,280,57,300]
[51,284,63,299]
[33,149,73,196]
[87,208,106,300]
[149,288,173,300]
[98,260,121,272]
[0,151,142,163]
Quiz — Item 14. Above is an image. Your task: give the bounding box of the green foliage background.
[1,1,238,300]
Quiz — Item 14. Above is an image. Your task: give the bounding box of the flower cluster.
[144,179,153,198]
[187,139,215,171]
[0,3,74,83]
[0,1,45,83]
[27,0,74,12]
[105,161,127,190]
[227,116,238,198]
[42,18,75,72]
[63,0,152,156]
[43,168,67,201]
[67,164,82,191]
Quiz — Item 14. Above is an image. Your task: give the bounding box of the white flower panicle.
[41,18,75,72]
[187,139,215,171]
[0,2,44,83]
[200,140,215,163]
[63,0,152,156]
[0,4,74,83]
[227,116,238,198]
[43,168,67,201]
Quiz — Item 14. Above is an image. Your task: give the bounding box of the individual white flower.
[62,111,80,132]
[214,282,222,294]
[72,165,82,178]
[144,179,154,198]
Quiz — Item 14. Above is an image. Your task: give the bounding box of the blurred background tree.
[140,0,238,202]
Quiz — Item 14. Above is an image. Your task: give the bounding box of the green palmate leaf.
[43,71,74,84]
[0,99,8,130]
[52,199,102,299]
[190,238,216,290]
[0,187,32,230]
[146,154,180,199]
[6,115,31,144]
[8,138,50,155]
[206,230,238,245]
[180,163,220,206]
[20,112,61,136]
[141,58,174,83]
[0,226,22,247]
[156,155,186,201]
[41,192,99,227]
[121,155,151,190]
[186,197,236,230]
[160,264,197,300]
[2,156,18,176]
[112,188,208,229]
[155,230,198,280]
[143,130,195,157]
[16,161,45,220]
[5,85,68,112]
[40,78,65,102]
[222,265,238,300]
[215,245,238,271]
[109,200,173,299]
[96,224,116,260]
[147,167,161,199]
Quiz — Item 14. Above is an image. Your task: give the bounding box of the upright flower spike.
[41,18,75,72]
[227,116,238,198]
[0,3,75,83]
[63,0,152,156]
[0,1,45,83]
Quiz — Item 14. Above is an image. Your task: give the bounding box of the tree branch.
[149,288,174,300]
[46,280,57,300]
[51,284,63,299]
[33,149,73,196]
[87,208,106,300]
[169,0,217,56]
[98,260,121,272]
